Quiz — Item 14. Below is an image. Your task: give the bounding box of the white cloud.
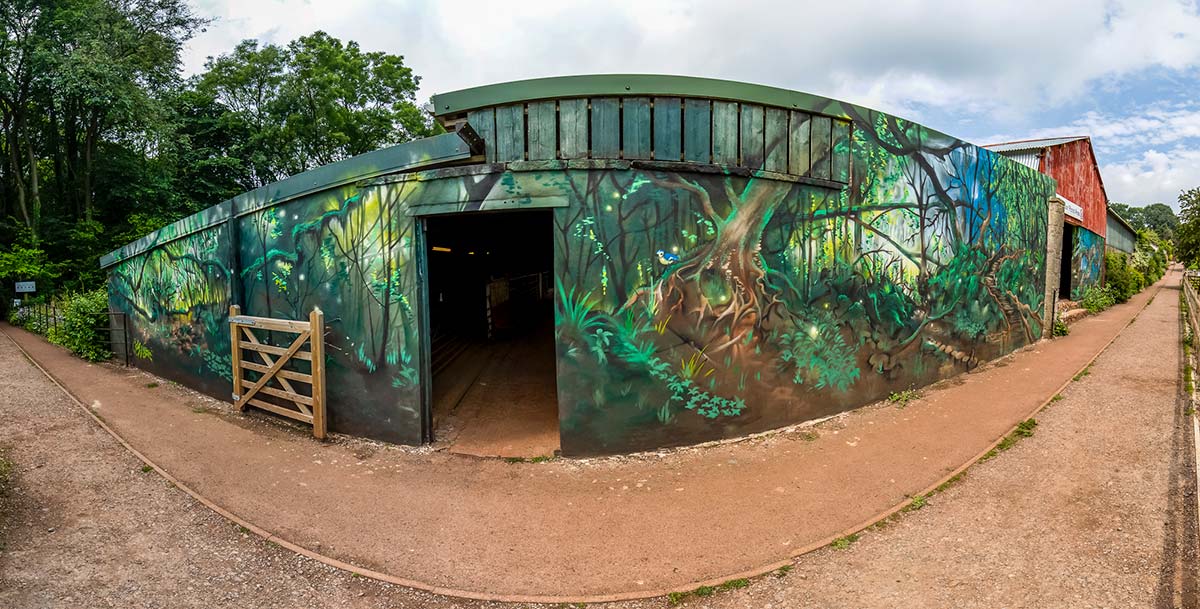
[1103,147,1200,208]
[180,0,1200,206]
[183,0,1200,117]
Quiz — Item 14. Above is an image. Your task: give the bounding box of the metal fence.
[11,300,130,366]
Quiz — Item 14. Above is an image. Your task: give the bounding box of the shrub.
[49,290,112,362]
[1104,252,1140,303]
[1052,320,1070,336]
[1079,284,1116,313]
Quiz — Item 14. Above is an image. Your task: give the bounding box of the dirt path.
[0,269,1181,605]
[0,331,496,609]
[696,274,1198,608]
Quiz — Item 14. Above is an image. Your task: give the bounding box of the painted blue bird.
[656,249,680,265]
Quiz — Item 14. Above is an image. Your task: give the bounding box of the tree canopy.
[1110,201,1179,245]
[0,0,436,299]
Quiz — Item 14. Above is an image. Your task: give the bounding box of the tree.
[1111,201,1179,245]
[1177,187,1200,267]
[198,31,439,186]
[0,12,441,296]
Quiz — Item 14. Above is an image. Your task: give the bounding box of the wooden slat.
[764,108,788,173]
[255,385,314,407]
[230,314,309,333]
[683,99,711,163]
[739,104,765,169]
[558,99,588,159]
[712,101,739,165]
[467,108,496,163]
[310,308,326,440]
[810,115,832,180]
[237,330,310,407]
[622,97,651,160]
[652,97,682,161]
[245,398,313,424]
[239,340,312,360]
[241,360,313,384]
[240,326,307,401]
[788,111,812,175]
[831,119,851,183]
[526,101,557,161]
[494,104,525,162]
[229,305,242,404]
[590,98,620,158]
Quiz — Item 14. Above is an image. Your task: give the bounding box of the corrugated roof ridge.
[983,135,1089,150]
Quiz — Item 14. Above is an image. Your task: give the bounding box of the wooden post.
[230,305,244,410]
[309,307,326,440]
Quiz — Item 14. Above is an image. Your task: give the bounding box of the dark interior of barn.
[424,209,559,457]
[1059,223,1075,300]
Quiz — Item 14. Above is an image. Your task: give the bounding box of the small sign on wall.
[1060,194,1084,222]
[14,281,35,293]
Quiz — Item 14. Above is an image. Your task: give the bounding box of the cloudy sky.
[183,0,1200,209]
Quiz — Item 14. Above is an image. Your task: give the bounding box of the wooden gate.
[229,305,327,439]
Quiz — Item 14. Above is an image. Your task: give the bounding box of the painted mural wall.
[1070,227,1104,300]
[401,108,1056,454]
[544,111,1054,454]
[108,223,234,397]
[104,96,1056,456]
[108,181,426,444]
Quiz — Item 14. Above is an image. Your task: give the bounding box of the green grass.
[887,389,921,408]
[504,455,556,464]
[934,472,965,494]
[1050,394,1064,402]
[1072,366,1091,382]
[830,533,860,550]
[145,382,158,388]
[140,464,153,473]
[774,564,793,578]
[901,494,927,512]
[798,430,819,441]
[979,419,1037,462]
[0,448,11,501]
[666,578,753,604]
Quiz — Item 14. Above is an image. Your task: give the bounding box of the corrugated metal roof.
[1003,150,1041,170]
[984,135,1089,153]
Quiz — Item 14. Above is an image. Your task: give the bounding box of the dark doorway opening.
[1059,222,1075,301]
[424,209,558,457]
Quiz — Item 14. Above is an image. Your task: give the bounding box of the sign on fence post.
[14,281,35,293]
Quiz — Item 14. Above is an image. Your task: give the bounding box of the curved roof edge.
[99,131,477,269]
[432,74,853,119]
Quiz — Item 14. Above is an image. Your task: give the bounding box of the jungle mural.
[108,183,425,443]
[1070,227,1104,300]
[105,99,1055,455]
[237,183,423,442]
[542,112,1053,454]
[108,225,234,397]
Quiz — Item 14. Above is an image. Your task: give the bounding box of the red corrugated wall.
[1039,139,1107,237]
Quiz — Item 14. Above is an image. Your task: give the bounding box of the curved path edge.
[0,273,1172,604]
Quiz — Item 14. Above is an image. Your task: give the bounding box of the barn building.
[102,75,1057,457]
[1107,208,1138,254]
[985,136,1109,301]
